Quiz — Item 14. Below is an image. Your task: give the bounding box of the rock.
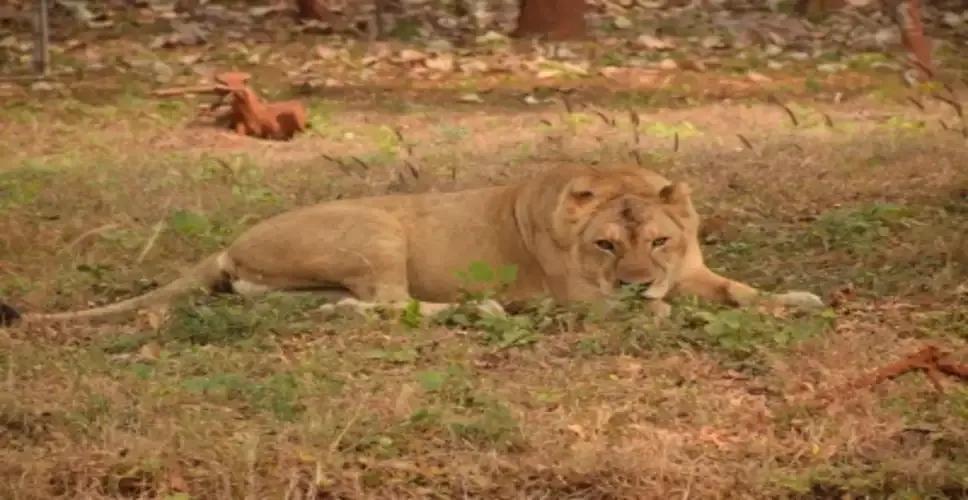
[458,92,483,103]
[658,58,678,70]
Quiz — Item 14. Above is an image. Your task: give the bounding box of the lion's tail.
[1,253,226,326]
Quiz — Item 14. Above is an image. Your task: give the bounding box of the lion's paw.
[773,291,825,310]
[474,299,508,318]
[319,298,372,317]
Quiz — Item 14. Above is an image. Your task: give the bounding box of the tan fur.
[10,164,822,325]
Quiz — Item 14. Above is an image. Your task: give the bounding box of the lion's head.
[515,166,700,303]
[567,182,695,302]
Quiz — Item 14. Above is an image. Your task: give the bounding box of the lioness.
[0,165,822,326]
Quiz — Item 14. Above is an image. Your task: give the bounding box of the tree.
[513,0,586,40]
[797,0,933,80]
[296,0,332,22]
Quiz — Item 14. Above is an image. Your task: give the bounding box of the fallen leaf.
[817,63,846,73]
[536,69,561,79]
[425,54,455,72]
[613,16,633,29]
[475,30,509,45]
[634,34,675,50]
[138,341,162,361]
[746,71,771,83]
[316,45,339,60]
[566,424,587,439]
[460,59,488,73]
[398,49,428,64]
[701,35,728,49]
[458,92,483,103]
[679,59,707,71]
[658,58,678,70]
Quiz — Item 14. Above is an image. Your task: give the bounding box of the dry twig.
[833,345,968,398]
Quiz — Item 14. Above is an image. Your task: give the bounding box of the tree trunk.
[33,0,49,76]
[296,0,332,22]
[514,0,586,40]
[890,0,933,80]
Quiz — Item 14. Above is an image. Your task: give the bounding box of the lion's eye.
[652,237,669,248]
[595,240,616,252]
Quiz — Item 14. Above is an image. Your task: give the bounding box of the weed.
[98,331,154,355]
[436,260,540,350]
[408,365,524,450]
[0,163,58,210]
[365,346,420,364]
[181,371,303,420]
[643,120,701,139]
[811,203,914,252]
[161,294,326,346]
[399,298,424,329]
[435,124,468,145]
[685,306,836,362]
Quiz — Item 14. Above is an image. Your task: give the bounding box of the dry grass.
[1,56,967,499]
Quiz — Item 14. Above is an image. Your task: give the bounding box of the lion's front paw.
[474,299,507,318]
[773,290,825,310]
[318,298,373,317]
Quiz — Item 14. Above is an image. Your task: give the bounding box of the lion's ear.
[659,182,691,206]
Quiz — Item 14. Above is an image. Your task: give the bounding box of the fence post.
[33,0,50,77]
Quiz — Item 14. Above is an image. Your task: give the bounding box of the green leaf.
[416,370,447,392]
[169,210,211,236]
[399,299,423,329]
[467,261,495,284]
[497,264,518,286]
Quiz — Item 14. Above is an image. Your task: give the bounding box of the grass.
[1,15,967,499]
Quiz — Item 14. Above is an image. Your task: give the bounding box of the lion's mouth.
[617,279,667,300]
[617,279,660,298]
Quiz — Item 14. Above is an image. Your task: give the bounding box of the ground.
[1,2,967,499]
